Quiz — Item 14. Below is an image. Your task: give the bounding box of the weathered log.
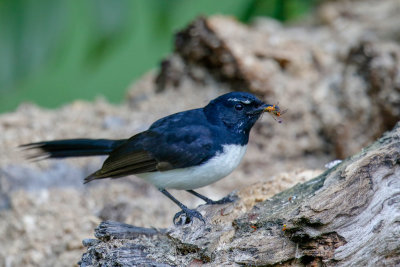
[94,221,166,240]
[80,122,400,266]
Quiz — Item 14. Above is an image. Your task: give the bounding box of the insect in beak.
[264,103,287,123]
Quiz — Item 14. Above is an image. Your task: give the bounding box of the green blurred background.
[0,0,316,113]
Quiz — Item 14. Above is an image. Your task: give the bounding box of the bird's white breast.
[137,144,247,190]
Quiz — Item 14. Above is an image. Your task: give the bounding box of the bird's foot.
[206,193,238,205]
[173,208,205,226]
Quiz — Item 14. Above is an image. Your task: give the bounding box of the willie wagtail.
[22,92,283,225]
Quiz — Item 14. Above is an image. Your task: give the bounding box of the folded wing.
[85,124,216,183]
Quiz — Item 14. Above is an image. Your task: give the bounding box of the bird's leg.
[186,190,237,205]
[159,189,205,225]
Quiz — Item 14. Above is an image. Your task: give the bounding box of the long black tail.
[21,139,127,159]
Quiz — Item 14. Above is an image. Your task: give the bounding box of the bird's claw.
[173,209,205,225]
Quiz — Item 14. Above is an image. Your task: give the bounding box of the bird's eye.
[235,103,244,111]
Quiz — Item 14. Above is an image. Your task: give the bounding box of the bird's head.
[204,92,282,135]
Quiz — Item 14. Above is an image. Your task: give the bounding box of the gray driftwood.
[79,122,400,266]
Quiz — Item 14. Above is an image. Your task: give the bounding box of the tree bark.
[79,122,400,266]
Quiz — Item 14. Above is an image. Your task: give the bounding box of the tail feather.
[21,139,127,159]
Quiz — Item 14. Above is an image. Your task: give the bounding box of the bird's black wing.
[147,124,216,169]
[85,114,217,183]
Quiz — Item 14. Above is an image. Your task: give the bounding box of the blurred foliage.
[0,0,316,113]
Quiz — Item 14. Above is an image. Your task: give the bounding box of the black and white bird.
[22,92,283,225]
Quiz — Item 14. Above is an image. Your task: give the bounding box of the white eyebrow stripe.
[228,98,251,104]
